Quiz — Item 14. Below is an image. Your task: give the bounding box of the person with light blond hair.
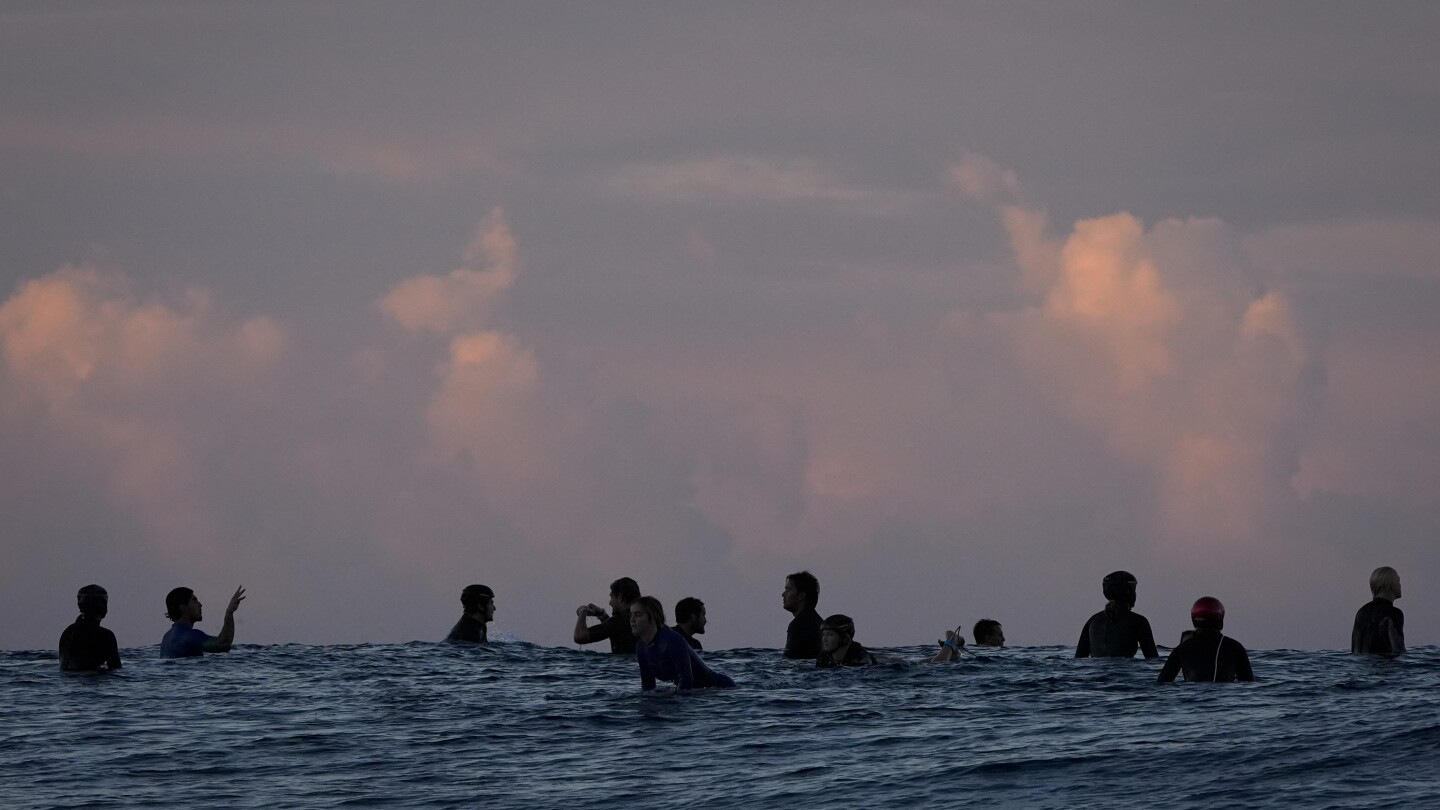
[1351,566,1405,657]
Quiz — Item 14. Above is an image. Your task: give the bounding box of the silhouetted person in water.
[673,597,707,651]
[1159,596,1253,683]
[1352,566,1405,657]
[446,584,495,643]
[816,614,878,668]
[782,571,822,659]
[1076,570,1158,659]
[573,577,639,654]
[973,619,1005,647]
[59,584,122,672]
[160,585,246,658]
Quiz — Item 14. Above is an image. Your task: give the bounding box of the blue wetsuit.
[160,623,210,658]
[636,627,735,690]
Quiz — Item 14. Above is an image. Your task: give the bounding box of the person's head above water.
[461,584,495,620]
[675,597,706,634]
[1370,566,1401,601]
[609,577,640,612]
[1102,571,1138,609]
[165,587,198,622]
[629,595,666,640]
[820,613,855,653]
[783,571,820,614]
[1190,596,1225,632]
[973,619,1004,646]
[76,584,108,620]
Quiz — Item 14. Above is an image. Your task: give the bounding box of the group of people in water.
[56,566,1409,690]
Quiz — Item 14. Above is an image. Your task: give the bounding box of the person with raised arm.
[160,585,246,658]
[573,577,640,654]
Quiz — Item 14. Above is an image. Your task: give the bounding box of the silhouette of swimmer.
[1076,571,1158,659]
[673,596,706,651]
[58,584,122,672]
[160,585,246,658]
[1352,566,1405,657]
[446,584,495,643]
[816,614,878,668]
[782,570,822,659]
[630,596,734,690]
[930,624,968,663]
[1159,597,1253,682]
[573,577,639,654]
[973,619,1005,647]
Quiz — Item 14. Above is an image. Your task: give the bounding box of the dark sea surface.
[4,641,1439,809]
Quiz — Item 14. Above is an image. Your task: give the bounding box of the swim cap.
[461,584,494,608]
[1102,571,1138,604]
[1190,596,1225,629]
[821,614,855,640]
[77,584,108,617]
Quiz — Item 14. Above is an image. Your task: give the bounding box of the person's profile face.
[609,591,626,614]
[820,628,841,654]
[695,607,707,634]
[629,603,651,635]
[483,598,496,622]
[187,596,203,623]
[782,579,801,612]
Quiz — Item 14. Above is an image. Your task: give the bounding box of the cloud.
[954,156,1324,548]
[379,209,518,334]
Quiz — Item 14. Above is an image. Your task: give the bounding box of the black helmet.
[461,584,494,610]
[77,584,109,618]
[1102,571,1138,606]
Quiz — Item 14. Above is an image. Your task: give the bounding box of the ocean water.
[4,642,1438,809]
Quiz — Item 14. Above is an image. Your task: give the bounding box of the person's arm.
[929,627,965,663]
[638,647,656,691]
[1350,608,1365,654]
[669,638,694,691]
[106,629,122,670]
[1075,619,1091,658]
[58,626,74,671]
[202,586,245,653]
[573,604,608,645]
[1390,608,1406,655]
[1234,642,1254,682]
[1157,646,1182,682]
[1138,616,1159,660]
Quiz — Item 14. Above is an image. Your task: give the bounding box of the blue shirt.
[160,623,210,658]
[635,627,735,690]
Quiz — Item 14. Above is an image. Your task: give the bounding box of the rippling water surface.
[4,642,1439,808]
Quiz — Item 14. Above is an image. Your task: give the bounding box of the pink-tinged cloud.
[955,157,1322,549]
[379,209,517,334]
[0,265,285,557]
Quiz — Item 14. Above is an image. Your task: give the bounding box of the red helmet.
[1190,596,1225,624]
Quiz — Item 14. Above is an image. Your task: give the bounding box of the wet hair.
[165,587,195,621]
[787,571,820,611]
[1102,570,1138,608]
[675,597,705,626]
[461,584,494,612]
[1370,566,1401,601]
[634,595,666,627]
[973,619,1002,644]
[76,584,108,619]
[610,577,641,605]
[820,613,855,641]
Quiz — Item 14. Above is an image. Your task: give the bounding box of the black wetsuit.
[58,617,122,672]
[816,641,878,668]
[587,612,637,654]
[784,607,822,659]
[1158,631,1253,682]
[445,615,487,644]
[677,630,703,651]
[1076,603,1159,659]
[1351,598,1405,656]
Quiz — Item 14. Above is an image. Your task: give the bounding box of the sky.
[3,2,1439,653]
